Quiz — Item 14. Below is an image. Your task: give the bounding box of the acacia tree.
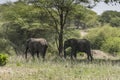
[99,11,120,27]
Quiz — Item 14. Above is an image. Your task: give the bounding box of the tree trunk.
[58,12,64,56]
[58,26,63,56]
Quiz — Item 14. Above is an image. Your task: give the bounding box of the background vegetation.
[0,0,99,55]
[86,25,120,55]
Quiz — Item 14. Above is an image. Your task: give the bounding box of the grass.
[0,55,120,80]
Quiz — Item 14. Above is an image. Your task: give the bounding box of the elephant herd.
[25,38,93,61]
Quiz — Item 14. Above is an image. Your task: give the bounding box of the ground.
[0,51,120,80]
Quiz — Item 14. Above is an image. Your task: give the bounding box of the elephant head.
[64,39,77,58]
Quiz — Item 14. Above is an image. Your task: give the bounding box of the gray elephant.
[25,38,48,60]
[64,38,93,61]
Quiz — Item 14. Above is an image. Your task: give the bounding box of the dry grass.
[0,55,120,80]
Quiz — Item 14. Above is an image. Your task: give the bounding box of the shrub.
[86,25,120,49]
[101,37,120,56]
[85,25,120,55]
[0,53,8,66]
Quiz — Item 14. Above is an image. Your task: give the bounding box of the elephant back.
[77,39,91,51]
[29,38,48,45]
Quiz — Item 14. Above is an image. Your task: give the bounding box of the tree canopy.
[99,11,120,27]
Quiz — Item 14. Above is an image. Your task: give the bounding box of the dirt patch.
[92,50,114,59]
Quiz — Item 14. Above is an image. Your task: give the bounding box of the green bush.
[0,53,8,66]
[85,25,120,55]
[101,37,120,56]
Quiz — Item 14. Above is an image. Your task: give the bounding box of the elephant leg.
[25,51,27,59]
[71,49,74,60]
[86,51,90,61]
[32,54,35,60]
[70,53,73,60]
[64,50,67,59]
[25,53,27,59]
[72,48,77,60]
[73,49,77,59]
[37,51,40,59]
[89,53,93,62]
[73,51,77,59]
[25,47,28,59]
[42,46,47,61]
[87,51,93,62]
[31,51,35,60]
[87,54,90,61]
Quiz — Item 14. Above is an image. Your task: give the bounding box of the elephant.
[64,38,93,61]
[25,38,48,60]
